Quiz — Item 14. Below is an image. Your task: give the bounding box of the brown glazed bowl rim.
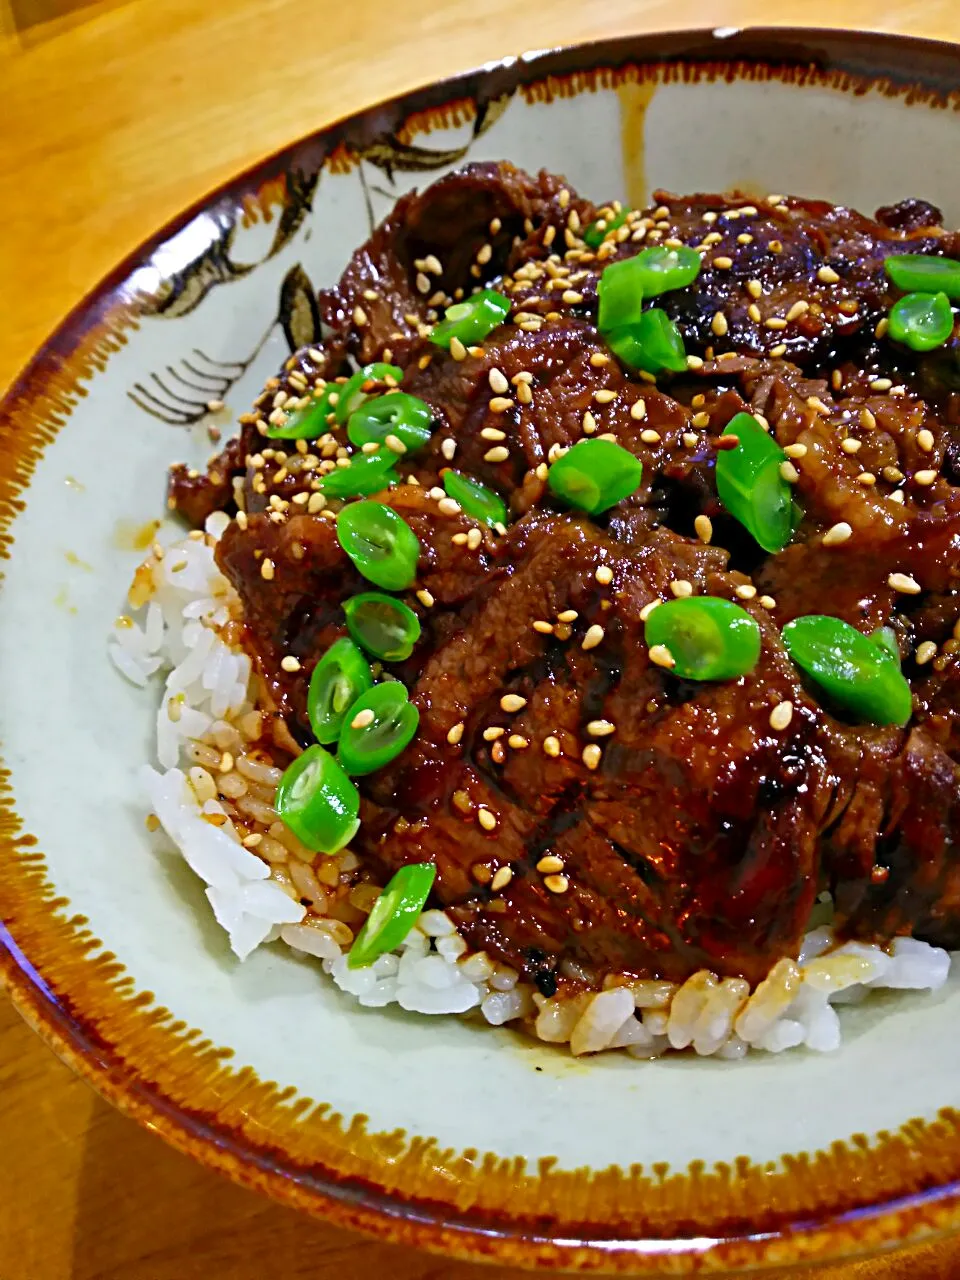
[6,25,960,1274]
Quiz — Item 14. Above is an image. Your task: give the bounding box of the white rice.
[112,522,953,1058]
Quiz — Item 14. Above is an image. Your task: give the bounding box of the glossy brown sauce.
[170,162,960,994]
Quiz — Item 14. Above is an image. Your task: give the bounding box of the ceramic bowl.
[5,26,960,1275]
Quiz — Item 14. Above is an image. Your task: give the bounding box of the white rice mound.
[110,520,952,1058]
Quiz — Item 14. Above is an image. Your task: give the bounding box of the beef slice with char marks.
[322,162,592,366]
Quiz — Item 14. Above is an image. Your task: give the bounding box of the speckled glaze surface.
[6,27,960,1274]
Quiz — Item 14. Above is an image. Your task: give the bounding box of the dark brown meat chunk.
[178,164,960,988]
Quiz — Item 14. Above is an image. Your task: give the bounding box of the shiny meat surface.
[170,163,960,992]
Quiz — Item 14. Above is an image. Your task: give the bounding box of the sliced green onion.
[547,438,643,515]
[887,291,954,352]
[338,682,419,776]
[344,592,421,661]
[782,615,912,726]
[629,245,702,298]
[597,256,645,332]
[334,363,404,425]
[265,383,339,440]
[606,309,688,375]
[715,412,795,553]
[869,626,901,664]
[275,745,359,853]
[318,450,399,498]
[644,596,762,681]
[347,392,433,453]
[886,254,960,299]
[430,289,510,349]
[443,470,507,527]
[346,863,436,969]
[307,638,373,744]
[584,208,628,249]
[336,500,419,590]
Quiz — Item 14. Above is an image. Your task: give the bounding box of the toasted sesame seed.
[765,317,788,331]
[889,489,905,504]
[385,433,407,455]
[917,428,935,453]
[784,443,808,459]
[816,265,840,284]
[713,256,734,270]
[556,609,578,624]
[440,437,457,462]
[236,509,249,529]
[466,527,483,551]
[769,343,788,358]
[758,595,776,609]
[914,469,938,486]
[490,397,515,416]
[594,389,617,405]
[670,579,693,598]
[648,644,675,669]
[857,472,877,486]
[840,437,861,455]
[481,427,508,443]
[561,289,584,305]
[889,572,922,594]
[449,335,467,361]
[780,460,800,483]
[535,854,565,877]
[747,279,763,299]
[821,521,852,547]
[711,311,729,337]
[582,744,602,771]
[582,409,597,435]
[535,462,549,481]
[544,873,569,894]
[307,492,326,514]
[416,589,435,609]
[484,446,510,463]
[476,243,493,266]
[686,355,705,371]
[687,514,712,546]
[735,583,757,600]
[589,352,610,367]
[582,624,605,651]
[596,565,614,585]
[478,808,497,831]
[916,640,938,665]
[587,720,616,737]
[488,368,510,395]
[351,708,375,730]
[629,399,647,421]
[444,722,466,747]
[260,558,275,581]
[870,378,893,392]
[637,602,661,626]
[280,655,302,674]
[532,620,555,635]
[786,300,810,323]
[415,272,431,294]
[640,428,661,445]
[352,305,369,327]
[682,432,699,448]
[483,728,506,744]
[491,866,513,892]
[769,701,793,731]
[438,498,462,517]
[500,694,527,713]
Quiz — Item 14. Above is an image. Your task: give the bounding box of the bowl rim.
[6,23,960,1273]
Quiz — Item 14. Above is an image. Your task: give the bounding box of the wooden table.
[3,0,960,1275]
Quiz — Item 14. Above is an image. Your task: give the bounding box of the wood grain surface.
[3,1,960,1276]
